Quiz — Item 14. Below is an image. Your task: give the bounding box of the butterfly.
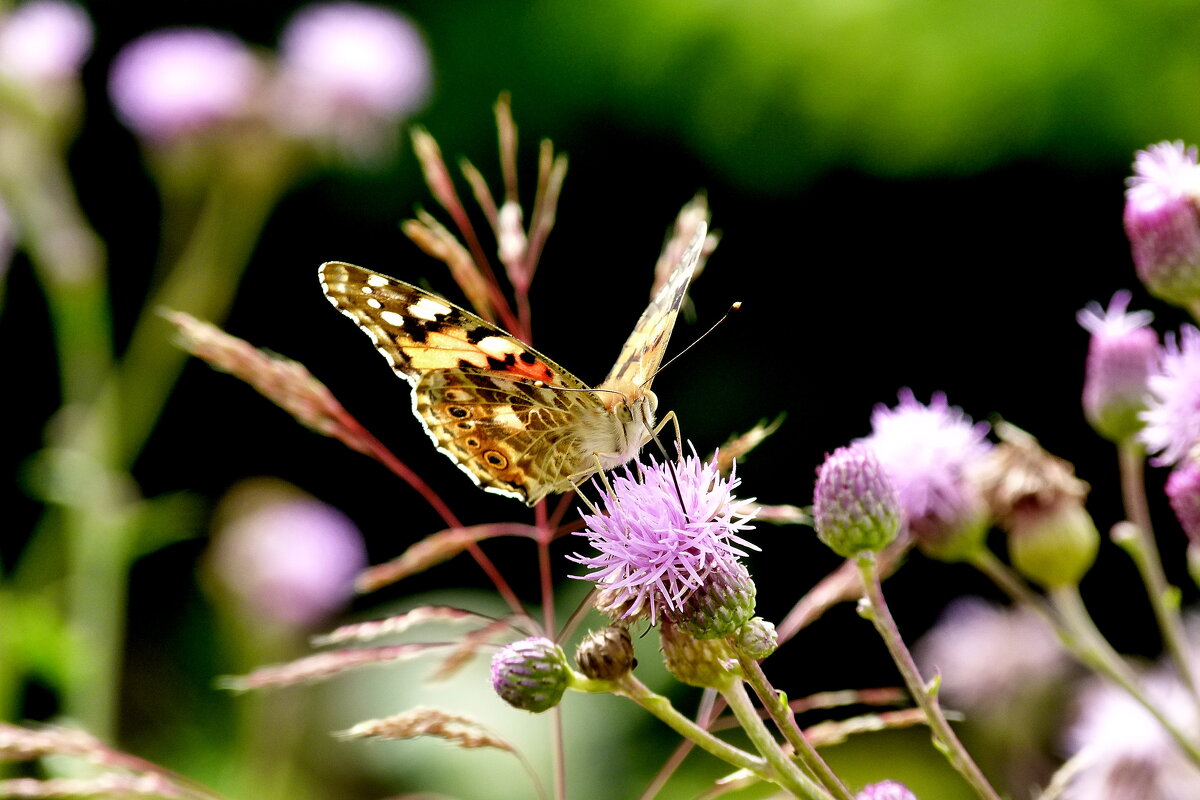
[318,221,706,506]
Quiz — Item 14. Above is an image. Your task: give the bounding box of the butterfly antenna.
[647,301,742,383]
[557,587,598,644]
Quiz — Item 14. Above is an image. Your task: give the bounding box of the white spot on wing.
[477,336,519,358]
[360,286,374,294]
[380,310,406,326]
[366,298,381,309]
[366,275,388,288]
[409,297,451,321]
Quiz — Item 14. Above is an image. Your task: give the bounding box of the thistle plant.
[11,6,1200,798]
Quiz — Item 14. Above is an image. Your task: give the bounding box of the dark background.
[6,1,1200,797]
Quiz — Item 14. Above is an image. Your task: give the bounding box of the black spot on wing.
[407,325,428,344]
[487,353,517,370]
[466,326,491,344]
[519,351,537,364]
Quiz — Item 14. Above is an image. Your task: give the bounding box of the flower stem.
[1049,584,1200,766]
[1116,439,1200,708]
[736,653,853,800]
[610,675,772,783]
[718,677,832,799]
[855,553,1001,800]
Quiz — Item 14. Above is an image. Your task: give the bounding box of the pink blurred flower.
[0,1,91,84]
[1125,141,1200,307]
[108,28,261,142]
[275,3,430,142]
[1077,291,1157,442]
[1063,668,1200,799]
[208,490,366,629]
[915,596,1068,712]
[1140,325,1200,466]
[859,390,992,557]
[856,782,917,800]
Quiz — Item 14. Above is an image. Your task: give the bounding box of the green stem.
[718,677,831,799]
[1049,585,1200,766]
[736,653,852,800]
[855,554,1001,800]
[1116,439,1200,707]
[609,674,770,781]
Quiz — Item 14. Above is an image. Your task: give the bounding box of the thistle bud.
[574,626,635,681]
[1077,292,1157,442]
[669,562,757,640]
[813,444,901,558]
[490,637,569,713]
[1124,142,1200,308]
[659,621,738,689]
[733,617,778,660]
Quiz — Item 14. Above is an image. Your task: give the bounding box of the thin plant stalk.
[855,553,1002,800]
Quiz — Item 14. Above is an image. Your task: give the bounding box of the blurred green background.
[5,0,1200,798]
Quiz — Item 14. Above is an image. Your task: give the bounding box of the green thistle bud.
[490,637,569,713]
[733,617,778,660]
[574,626,636,681]
[659,621,738,689]
[669,562,757,640]
[813,444,901,558]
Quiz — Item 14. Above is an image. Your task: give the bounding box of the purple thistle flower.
[275,3,431,143]
[856,781,917,800]
[0,1,91,85]
[1140,325,1200,466]
[1077,291,1158,442]
[1167,460,1200,545]
[569,448,759,626]
[108,29,261,143]
[1125,141,1200,307]
[206,484,367,629]
[859,390,992,558]
[813,443,901,558]
[490,637,569,713]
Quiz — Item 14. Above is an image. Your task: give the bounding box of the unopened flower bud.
[1167,458,1200,544]
[1125,142,1200,308]
[490,637,569,713]
[1077,291,1157,442]
[574,626,635,681]
[733,617,777,660]
[977,423,1099,588]
[669,561,756,640]
[659,621,738,689]
[813,444,900,558]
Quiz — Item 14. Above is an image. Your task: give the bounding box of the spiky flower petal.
[1141,326,1200,465]
[570,449,759,626]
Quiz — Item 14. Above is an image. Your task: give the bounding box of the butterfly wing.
[600,221,707,393]
[319,262,599,503]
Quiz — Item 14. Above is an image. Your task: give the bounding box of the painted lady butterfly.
[318,222,706,506]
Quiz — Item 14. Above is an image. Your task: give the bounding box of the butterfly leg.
[649,409,684,459]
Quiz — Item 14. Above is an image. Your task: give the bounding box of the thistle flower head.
[0,1,91,85]
[569,448,759,626]
[275,3,431,147]
[108,28,261,143]
[1141,325,1200,466]
[1125,142,1200,307]
[490,637,569,713]
[812,444,901,558]
[860,390,992,559]
[1077,291,1158,442]
[206,480,367,629]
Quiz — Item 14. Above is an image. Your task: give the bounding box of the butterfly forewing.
[318,220,706,506]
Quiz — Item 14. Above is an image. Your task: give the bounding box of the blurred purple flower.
[0,0,91,84]
[1125,141,1200,307]
[1077,291,1157,442]
[1063,667,1200,799]
[569,449,758,625]
[856,781,917,800]
[1140,325,1200,466]
[859,390,991,556]
[915,596,1068,712]
[275,3,430,141]
[208,490,366,629]
[108,28,261,142]
[812,443,900,558]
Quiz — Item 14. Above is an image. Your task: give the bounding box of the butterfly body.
[319,222,705,505]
